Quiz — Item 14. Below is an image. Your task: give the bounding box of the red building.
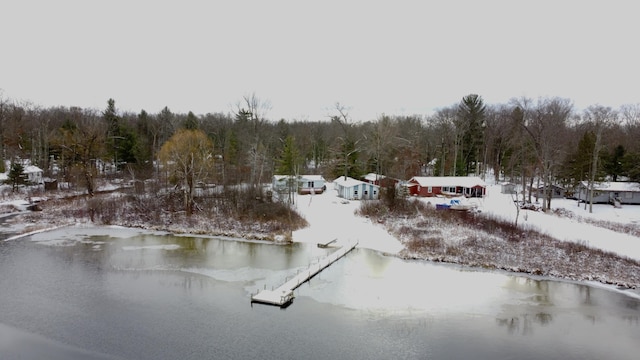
[407,176,486,198]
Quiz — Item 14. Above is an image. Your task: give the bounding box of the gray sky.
[2,0,638,121]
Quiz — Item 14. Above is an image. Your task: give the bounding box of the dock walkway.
[317,238,337,248]
[251,240,358,306]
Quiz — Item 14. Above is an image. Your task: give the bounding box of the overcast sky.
[2,0,638,121]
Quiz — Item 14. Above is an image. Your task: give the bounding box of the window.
[307,181,314,188]
[427,186,432,193]
[354,189,359,195]
[364,190,368,195]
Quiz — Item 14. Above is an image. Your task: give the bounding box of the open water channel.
[0,225,639,359]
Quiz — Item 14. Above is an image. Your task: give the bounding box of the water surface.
[0,226,638,359]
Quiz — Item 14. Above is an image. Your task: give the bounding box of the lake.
[1,225,639,359]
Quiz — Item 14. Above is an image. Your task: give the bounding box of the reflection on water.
[496,312,553,335]
[1,227,639,360]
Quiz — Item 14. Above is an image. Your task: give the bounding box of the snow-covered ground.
[291,182,640,262]
[479,185,640,261]
[291,190,404,254]
[2,178,639,264]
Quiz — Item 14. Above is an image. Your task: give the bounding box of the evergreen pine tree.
[6,161,26,191]
[458,94,486,175]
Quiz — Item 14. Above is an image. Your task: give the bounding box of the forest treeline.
[1,92,639,214]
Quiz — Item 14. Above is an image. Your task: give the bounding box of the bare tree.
[363,114,398,179]
[158,129,215,215]
[429,106,459,176]
[508,97,535,202]
[0,90,8,173]
[520,97,573,211]
[619,103,640,155]
[582,105,617,212]
[483,104,512,182]
[619,103,640,128]
[330,102,364,180]
[54,107,106,196]
[235,93,272,189]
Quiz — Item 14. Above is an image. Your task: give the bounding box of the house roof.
[535,184,565,190]
[333,176,379,188]
[579,181,640,192]
[409,176,486,188]
[363,173,385,182]
[24,165,43,173]
[273,175,293,181]
[273,174,325,182]
[0,164,43,180]
[299,175,325,181]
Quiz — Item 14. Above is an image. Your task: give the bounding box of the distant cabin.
[531,184,566,199]
[297,175,326,195]
[272,175,326,195]
[333,176,380,200]
[500,182,517,194]
[272,175,295,193]
[407,176,486,198]
[24,165,44,184]
[0,163,44,185]
[576,181,640,204]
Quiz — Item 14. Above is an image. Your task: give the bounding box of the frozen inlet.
[251,240,358,307]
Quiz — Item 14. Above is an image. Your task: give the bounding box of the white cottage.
[272,175,295,193]
[24,165,44,184]
[333,176,380,200]
[0,161,44,185]
[297,175,326,195]
[272,174,326,195]
[576,181,640,204]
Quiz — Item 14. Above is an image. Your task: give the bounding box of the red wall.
[408,180,442,197]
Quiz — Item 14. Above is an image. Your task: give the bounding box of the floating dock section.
[317,238,337,248]
[251,240,358,307]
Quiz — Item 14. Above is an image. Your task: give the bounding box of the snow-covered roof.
[299,175,325,181]
[363,173,385,182]
[580,181,640,192]
[0,164,43,179]
[24,165,43,173]
[273,175,293,182]
[535,183,564,190]
[409,176,486,188]
[274,174,325,182]
[333,176,378,188]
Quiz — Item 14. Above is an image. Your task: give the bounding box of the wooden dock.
[251,240,358,307]
[317,238,337,248]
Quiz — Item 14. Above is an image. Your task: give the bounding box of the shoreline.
[4,214,640,300]
[4,193,640,295]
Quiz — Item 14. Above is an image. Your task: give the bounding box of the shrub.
[357,196,426,219]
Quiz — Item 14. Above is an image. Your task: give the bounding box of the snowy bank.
[291,186,403,255]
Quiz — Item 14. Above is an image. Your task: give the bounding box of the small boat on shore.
[449,199,476,211]
[437,199,478,211]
